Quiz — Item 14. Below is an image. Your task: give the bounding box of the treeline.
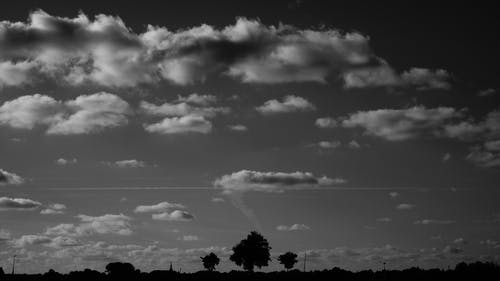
[1,262,500,281]
[1,231,499,280]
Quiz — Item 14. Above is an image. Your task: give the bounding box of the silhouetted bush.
[278,252,298,270]
[201,252,220,271]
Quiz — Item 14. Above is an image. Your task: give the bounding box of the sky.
[1,0,500,274]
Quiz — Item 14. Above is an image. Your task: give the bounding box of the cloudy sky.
[1,0,500,274]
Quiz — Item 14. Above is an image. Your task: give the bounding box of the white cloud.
[376,217,392,223]
[152,210,195,221]
[343,63,400,89]
[343,65,452,90]
[144,114,213,134]
[317,140,341,149]
[176,93,217,106]
[0,12,376,87]
[276,224,310,231]
[0,197,41,210]
[214,170,345,194]
[0,93,131,135]
[389,192,399,198]
[140,95,229,135]
[0,169,24,185]
[341,106,463,141]
[134,201,186,213]
[11,234,52,248]
[315,117,337,128]
[45,214,132,237]
[452,238,467,245]
[56,158,78,165]
[40,203,67,215]
[396,203,415,210]
[256,95,315,114]
[401,68,452,90]
[139,100,229,119]
[211,197,225,203]
[228,124,248,131]
[348,140,361,149]
[0,60,37,88]
[179,235,199,241]
[104,159,148,168]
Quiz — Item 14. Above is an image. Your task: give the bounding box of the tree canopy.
[230,231,271,271]
[278,252,298,270]
[201,252,220,271]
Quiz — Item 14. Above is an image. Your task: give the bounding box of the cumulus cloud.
[0,60,37,88]
[179,235,199,241]
[0,169,24,185]
[228,124,248,131]
[211,197,225,203]
[40,203,67,215]
[11,234,52,248]
[276,223,310,231]
[376,217,392,223]
[144,114,213,134]
[0,11,377,87]
[396,203,415,210]
[343,64,452,90]
[104,159,148,168]
[45,214,132,237]
[176,93,217,106]
[256,95,315,114]
[134,201,194,222]
[348,140,361,149]
[401,68,452,90]
[315,117,337,128]
[0,93,131,134]
[316,140,341,149]
[389,192,399,198]
[214,170,344,194]
[152,210,195,221]
[134,201,186,213]
[0,197,41,210]
[341,106,463,141]
[414,219,455,225]
[140,94,229,135]
[55,158,77,165]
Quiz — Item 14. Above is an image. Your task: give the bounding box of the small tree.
[201,252,220,271]
[230,231,271,272]
[278,252,298,270]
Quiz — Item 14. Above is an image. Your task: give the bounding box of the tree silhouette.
[201,252,220,271]
[230,231,271,271]
[105,262,137,276]
[278,251,298,270]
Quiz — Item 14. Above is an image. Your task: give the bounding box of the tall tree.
[230,231,271,271]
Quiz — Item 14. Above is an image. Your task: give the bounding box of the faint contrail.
[36,186,472,191]
[227,192,263,232]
